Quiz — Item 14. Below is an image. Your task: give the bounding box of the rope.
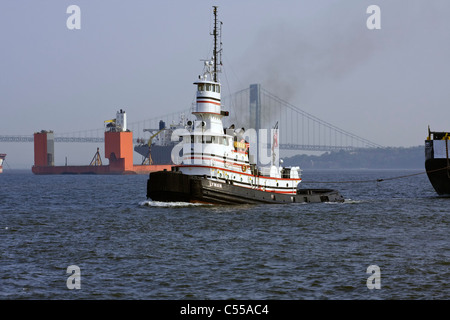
[302,166,450,184]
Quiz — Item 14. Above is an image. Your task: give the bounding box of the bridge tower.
[249,83,261,163]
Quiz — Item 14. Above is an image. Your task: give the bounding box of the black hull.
[425,158,450,195]
[147,170,344,205]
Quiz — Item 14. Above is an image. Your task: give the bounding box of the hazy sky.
[1,0,450,168]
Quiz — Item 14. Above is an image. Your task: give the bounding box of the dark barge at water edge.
[425,127,450,195]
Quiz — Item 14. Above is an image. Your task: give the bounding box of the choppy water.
[0,169,448,300]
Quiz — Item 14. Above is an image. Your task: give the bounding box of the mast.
[190,6,227,135]
[212,6,221,83]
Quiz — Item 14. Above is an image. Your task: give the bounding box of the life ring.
[241,165,247,172]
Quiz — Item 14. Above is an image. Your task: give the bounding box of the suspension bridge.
[0,84,382,152]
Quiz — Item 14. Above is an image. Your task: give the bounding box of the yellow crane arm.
[148,128,165,146]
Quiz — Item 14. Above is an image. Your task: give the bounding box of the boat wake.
[139,200,211,208]
[342,199,364,204]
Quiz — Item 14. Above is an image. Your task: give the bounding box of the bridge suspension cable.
[260,88,382,150]
[221,85,382,151]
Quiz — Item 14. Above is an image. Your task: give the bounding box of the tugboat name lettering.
[209,181,222,188]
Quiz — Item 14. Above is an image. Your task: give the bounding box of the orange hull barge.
[32,110,172,175]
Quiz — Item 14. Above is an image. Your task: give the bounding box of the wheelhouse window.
[198,84,205,91]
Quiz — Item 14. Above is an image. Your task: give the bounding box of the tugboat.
[146,6,344,204]
[425,126,450,195]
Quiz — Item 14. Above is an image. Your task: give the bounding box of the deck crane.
[141,128,166,165]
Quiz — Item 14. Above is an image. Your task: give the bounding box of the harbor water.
[0,169,448,300]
